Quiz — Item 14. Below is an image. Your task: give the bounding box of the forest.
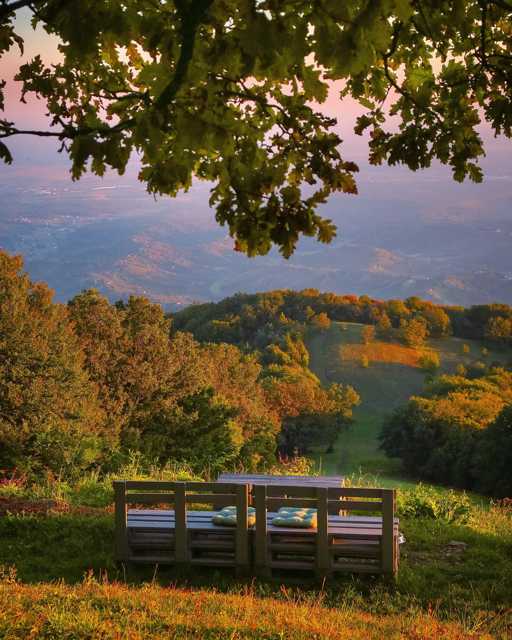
[2,249,511,498]
[0,251,358,479]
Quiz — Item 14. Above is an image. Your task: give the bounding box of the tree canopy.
[1,1,512,256]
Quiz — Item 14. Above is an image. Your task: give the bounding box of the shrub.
[396,484,471,523]
[475,405,512,498]
[418,351,440,374]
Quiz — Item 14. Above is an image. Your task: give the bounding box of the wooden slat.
[328,487,384,498]
[190,540,235,549]
[218,473,344,487]
[174,483,187,563]
[125,493,175,505]
[189,557,236,567]
[316,487,330,578]
[269,560,314,570]
[269,543,315,552]
[254,484,267,574]
[381,489,396,575]
[113,481,129,562]
[266,497,319,510]
[235,483,250,571]
[129,555,175,564]
[186,481,239,492]
[266,485,318,498]
[125,481,177,490]
[327,500,382,512]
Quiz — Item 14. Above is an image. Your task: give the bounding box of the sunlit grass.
[0,575,487,640]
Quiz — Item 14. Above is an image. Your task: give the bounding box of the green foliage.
[485,315,512,345]
[0,253,106,477]
[310,312,331,331]
[418,351,440,374]
[1,475,512,637]
[130,388,242,475]
[399,317,428,348]
[2,1,512,255]
[380,369,512,493]
[395,484,471,524]
[476,405,512,498]
[0,251,283,478]
[376,313,392,339]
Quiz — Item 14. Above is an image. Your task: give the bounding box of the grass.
[1,324,510,638]
[0,483,511,638]
[306,322,511,479]
[0,576,486,640]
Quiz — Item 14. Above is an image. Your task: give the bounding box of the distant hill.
[2,168,512,307]
[306,321,511,479]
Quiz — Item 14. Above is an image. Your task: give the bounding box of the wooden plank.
[328,487,383,498]
[316,487,330,578]
[254,484,268,574]
[174,483,187,564]
[128,555,174,564]
[125,481,177,490]
[327,500,382,512]
[125,492,175,505]
[269,560,315,570]
[381,489,396,575]
[266,497,319,510]
[269,543,316,552]
[186,481,238,492]
[266,486,318,498]
[189,557,236,567]
[218,473,344,487]
[113,481,130,562]
[235,483,250,571]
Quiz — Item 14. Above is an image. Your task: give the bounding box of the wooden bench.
[253,485,398,578]
[114,481,398,578]
[217,473,345,515]
[114,481,250,573]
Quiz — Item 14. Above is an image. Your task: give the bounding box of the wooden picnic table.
[217,473,344,514]
[217,473,344,488]
[114,480,399,577]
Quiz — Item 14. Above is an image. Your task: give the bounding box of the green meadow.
[307,322,509,480]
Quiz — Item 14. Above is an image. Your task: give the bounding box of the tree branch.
[154,0,214,110]
[0,127,63,138]
[0,0,36,20]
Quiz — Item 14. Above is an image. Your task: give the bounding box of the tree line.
[173,288,512,350]
[0,252,358,479]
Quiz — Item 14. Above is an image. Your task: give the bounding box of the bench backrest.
[114,480,250,566]
[253,485,396,574]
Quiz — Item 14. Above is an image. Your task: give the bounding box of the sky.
[0,7,511,308]
[2,8,510,179]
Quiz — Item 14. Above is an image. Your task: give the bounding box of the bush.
[396,484,471,523]
[475,405,512,498]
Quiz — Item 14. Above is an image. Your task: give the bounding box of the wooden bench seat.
[114,481,399,577]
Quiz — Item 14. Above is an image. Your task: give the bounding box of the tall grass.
[0,572,495,640]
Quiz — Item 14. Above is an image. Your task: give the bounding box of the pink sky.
[1,9,510,185]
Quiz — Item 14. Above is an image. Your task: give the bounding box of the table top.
[217,473,344,487]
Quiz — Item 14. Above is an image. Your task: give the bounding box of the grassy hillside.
[306,322,510,479]
[1,489,511,639]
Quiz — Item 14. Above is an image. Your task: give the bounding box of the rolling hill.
[306,322,511,480]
